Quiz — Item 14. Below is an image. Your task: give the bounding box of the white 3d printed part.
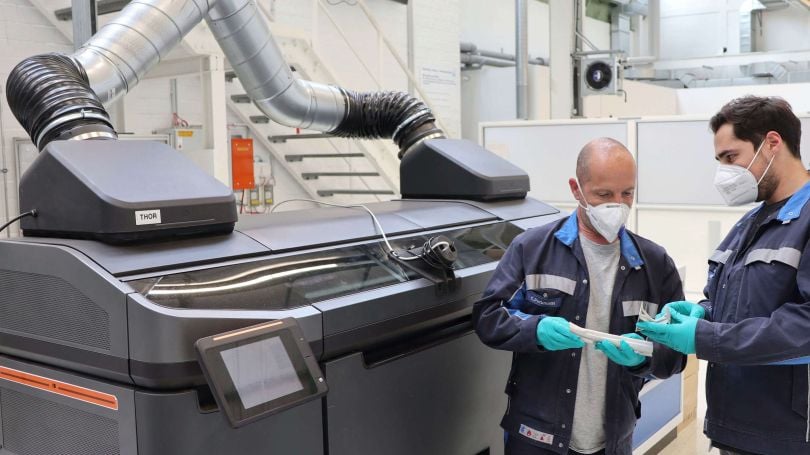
[569,323,654,357]
[638,306,671,324]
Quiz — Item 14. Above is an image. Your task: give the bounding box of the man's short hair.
[709,95,801,159]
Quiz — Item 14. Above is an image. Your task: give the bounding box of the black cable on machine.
[0,209,38,235]
[391,235,458,271]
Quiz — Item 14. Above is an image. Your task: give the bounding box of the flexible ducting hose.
[331,90,444,158]
[6,53,116,150]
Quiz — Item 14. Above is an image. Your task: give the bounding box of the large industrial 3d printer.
[0,1,566,454]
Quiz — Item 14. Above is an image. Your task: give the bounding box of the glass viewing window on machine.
[128,221,524,311]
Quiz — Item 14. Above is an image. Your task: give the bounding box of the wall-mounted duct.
[607,0,648,54]
[740,0,766,53]
[7,0,442,155]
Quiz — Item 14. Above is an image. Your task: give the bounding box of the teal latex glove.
[660,301,705,319]
[536,317,585,351]
[637,311,698,355]
[595,333,646,367]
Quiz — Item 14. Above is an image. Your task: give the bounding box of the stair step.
[317,189,395,197]
[231,94,251,103]
[285,153,365,162]
[250,115,270,124]
[302,172,380,180]
[269,133,333,143]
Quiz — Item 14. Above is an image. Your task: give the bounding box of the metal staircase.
[225,59,398,203]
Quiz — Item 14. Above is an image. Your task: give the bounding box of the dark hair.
[710,95,802,159]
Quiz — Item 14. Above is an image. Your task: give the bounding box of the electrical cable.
[271,198,397,252]
[269,198,455,265]
[0,209,37,235]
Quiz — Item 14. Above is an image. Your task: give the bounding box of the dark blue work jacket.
[473,212,686,455]
[696,181,810,455]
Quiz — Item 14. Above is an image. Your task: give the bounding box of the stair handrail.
[254,1,401,195]
[312,2,384,90]
[314,0,450,134]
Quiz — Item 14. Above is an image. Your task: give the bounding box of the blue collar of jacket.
[743,180,810,224]
[553,211,644,269]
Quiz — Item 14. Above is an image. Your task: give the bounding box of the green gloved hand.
[536,317,585,351]
[637,311,698,355]
[595,333,646,367]
[660,301,705,319]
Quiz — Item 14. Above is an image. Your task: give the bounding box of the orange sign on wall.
[231,138,255,190]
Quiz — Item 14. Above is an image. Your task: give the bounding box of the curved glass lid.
[127,221,524,311]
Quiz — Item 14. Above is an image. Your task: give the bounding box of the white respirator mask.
[576,179,631,243]
[713,140,774,206]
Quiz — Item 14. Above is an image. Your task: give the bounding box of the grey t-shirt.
[570,234,620,454]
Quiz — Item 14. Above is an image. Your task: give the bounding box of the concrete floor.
[657,360,718,455]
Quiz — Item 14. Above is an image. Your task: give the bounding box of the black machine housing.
[401,138,530,201]
[19,140,237,243]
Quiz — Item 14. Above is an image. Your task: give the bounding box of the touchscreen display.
[220,337,304,409]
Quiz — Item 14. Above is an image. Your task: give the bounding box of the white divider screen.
[636,119,722,205]
[637,117,810,205]
[481,120,629,205]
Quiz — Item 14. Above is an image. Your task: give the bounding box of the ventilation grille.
[0,269,110,350]
[1,388,120,455]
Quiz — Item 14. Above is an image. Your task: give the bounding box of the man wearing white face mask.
[474,138,686,455]
[638,96,810,455]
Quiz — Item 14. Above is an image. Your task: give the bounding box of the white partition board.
[636,119,719,205]
[636,207,748,296]
[637,117,810,205]
[482,121,628,204]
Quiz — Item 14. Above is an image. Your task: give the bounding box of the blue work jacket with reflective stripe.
[473,212,686,455]
[697,180,810,454]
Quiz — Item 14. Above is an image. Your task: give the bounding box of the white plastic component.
[638,306,671,324]
[569,323,654,357]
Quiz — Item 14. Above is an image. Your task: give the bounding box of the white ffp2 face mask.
[576,180,631,243]
[584,203,631,243]
[713,140,774,206]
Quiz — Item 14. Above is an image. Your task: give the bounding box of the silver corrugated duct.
[74,0,346,129]
[7,0,441,153]
[75,0,213,104]
[205,0,345,131]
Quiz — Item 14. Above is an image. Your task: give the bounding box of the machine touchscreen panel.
[195,319,327,428]
[220,336,304,409]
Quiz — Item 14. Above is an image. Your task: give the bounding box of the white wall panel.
[677,83,810,116]
[659,12,721,59]
[481,121,628,203]
[636,119,724,205]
